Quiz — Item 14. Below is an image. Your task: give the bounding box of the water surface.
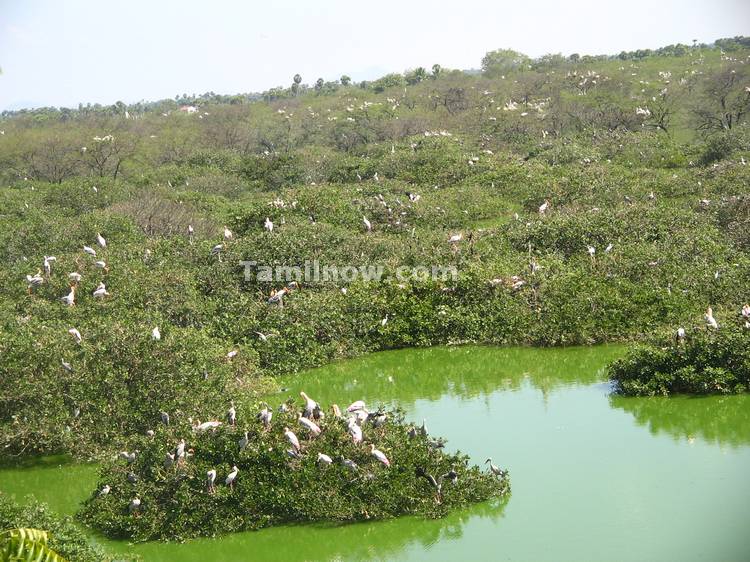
[2,345,749,561]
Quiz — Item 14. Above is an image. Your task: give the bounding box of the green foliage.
[371,73,405,93]
[0,528,67,562]
[0,495,105,562]
[1,36,750,465]
[481,49,530,77]
[609,325,750,396]
[78,403,508,541]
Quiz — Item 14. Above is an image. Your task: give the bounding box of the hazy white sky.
[0,0,748,110]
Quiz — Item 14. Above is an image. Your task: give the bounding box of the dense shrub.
[609,325,750,395]
[78,401,508,541]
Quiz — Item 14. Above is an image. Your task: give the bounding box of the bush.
[78,401,508,541]
[609,324,750,395]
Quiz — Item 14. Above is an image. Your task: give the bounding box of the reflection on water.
[2,345,749,562]
[609,393,750,447]
[284,345,624,407]
[109,496,510,562]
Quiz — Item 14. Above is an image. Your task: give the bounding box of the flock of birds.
[24,231,110,305]
[104,391,506,515]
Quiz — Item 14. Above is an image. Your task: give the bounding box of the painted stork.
[68,328,82,344]
[369,444,390,467]
[225,465,239,488]
[284,427,301,452]
[61,286,76,306]
[206,469,217,493]
[705,307,719,330]
[300,391,318,418]
[298,413,322,436]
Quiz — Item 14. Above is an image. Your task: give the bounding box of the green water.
[2,345,750,561]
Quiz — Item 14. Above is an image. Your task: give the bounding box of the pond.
[2,345,749,561]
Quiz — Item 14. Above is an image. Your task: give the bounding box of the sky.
[0,0,748,111]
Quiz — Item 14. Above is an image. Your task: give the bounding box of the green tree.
[340,75,351,86]
[292,73,302,96]
[431,64,441,79]
[405,67,427,85]
[481,49,530,77]
[371,73,404,93]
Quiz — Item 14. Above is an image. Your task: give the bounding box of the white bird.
[704,307,718,330]
[363,216,372,232]
[227,402,237,426]
[264,217,274,232]
[128,497,141,513]
[175,439,186,460]
[238,432,250,451]
[61,359,74,373]
[223,226,233,241]
[448,233,463,244]
[348,420,363,444]
[96,233,106,248]
[160,411,169,425]
[298,414,322,436]
[211,243,223,256]
[676,327,686,341]
[317,453,333,466]
[226,349,238,359]
[226,465,239,488]
[741,304,750,319]
[93,282,109,299]
[95,260,108,272]
[26,271,44,292]
[538,200,549,214]
[163,452,175,469]
[68,272,82,283]
[188,224,194,244]
[347,400,366,412]
[485,458,503,477]
[257,406,272,429]
[381,314,389,327]
[43,256,56,277]
[119,451,136,463]
[604,243,613,253]
[300,391,318,418]
[68,328,82,344]
[193,420,223,432]
[206,469,217,493]
[254,331,274,342]
[152,327,161,340]
[284,427,301,452]
[98,485,110,497]
[587,245,596,257]
[369,444,390,467]
[373,172,380,182]
[83,245,97,257]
